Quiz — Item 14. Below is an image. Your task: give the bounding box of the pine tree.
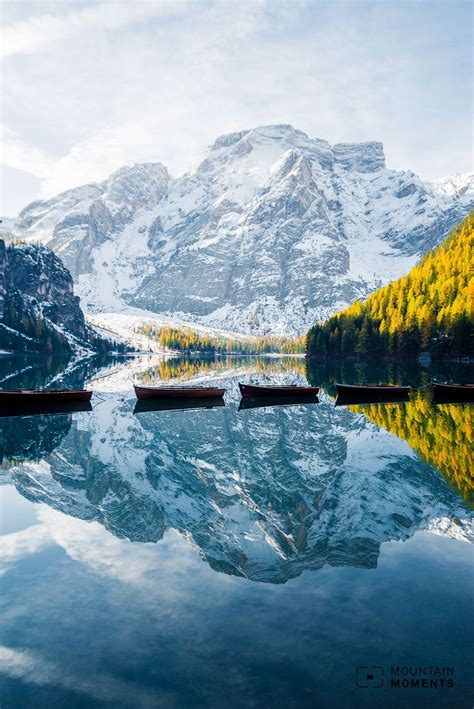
[306,214,473,361]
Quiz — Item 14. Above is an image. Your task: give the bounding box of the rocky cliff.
[0,240,113,354]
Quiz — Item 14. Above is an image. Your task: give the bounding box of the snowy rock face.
[12,126,474,335]
[0,240,110,353]
[14,163,170,280]
[5,378,472,584]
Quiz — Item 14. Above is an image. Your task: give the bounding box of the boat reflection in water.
[334,382,411,406]
[238,394,319,411]
[0,400,92,419]
[134,397,226,414]
[432,382,474,404]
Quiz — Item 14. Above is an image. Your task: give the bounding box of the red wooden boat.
[0,389,92,405]
[238,383,319,398]
[134,384,226,401]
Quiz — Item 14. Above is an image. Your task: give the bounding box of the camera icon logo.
[356,667,384,688]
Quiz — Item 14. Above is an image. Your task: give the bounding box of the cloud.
[0,500,203,594]
[0,0,181,58]
[0,522,52,576]
[0,0,472,212]
[38,118,197,197]
[0,645,160,706]
[1,125,55,178]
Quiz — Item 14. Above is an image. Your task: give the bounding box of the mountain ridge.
[6,125,474,336]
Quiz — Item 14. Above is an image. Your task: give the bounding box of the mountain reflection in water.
[1,356,472,585]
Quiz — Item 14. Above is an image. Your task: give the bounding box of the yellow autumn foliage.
[352,395,473,505]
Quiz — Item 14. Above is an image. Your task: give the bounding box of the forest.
[135,324,306,355]
[307,214,473,361]
[136,356,307,384]
[351,396,473,505]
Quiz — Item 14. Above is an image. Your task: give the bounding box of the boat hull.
[335,383,411,404]
[432,383,474,403]
[134,385,226,401]
[239,383,319,398]
[0,389,92,406]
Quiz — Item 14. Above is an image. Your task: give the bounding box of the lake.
[0,354,472,708]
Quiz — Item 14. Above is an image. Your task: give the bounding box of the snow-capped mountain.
[3,374,472,584]
[11,125,474,336]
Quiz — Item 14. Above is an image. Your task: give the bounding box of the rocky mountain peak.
[333,140,385,172]
[209,130,251,152]
[209,124,310,153]
[206,126,385,175]
[106,162,170,191]
[101,162,170,218]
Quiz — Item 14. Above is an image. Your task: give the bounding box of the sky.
[0,0,472,216]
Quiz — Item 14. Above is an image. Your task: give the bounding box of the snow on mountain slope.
[430,172,474,198]
[15,163,169,299]
[12,125,474,336]
[86,307,257,352]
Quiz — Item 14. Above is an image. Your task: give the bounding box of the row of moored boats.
[0,381,472,417]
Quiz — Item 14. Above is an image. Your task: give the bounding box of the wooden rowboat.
[432,382,474,403]
[134,384,225,401]
[239,383,319,398]
[134,397,226,414]
[238,394,319,411]
[335,383,411,404]
[0,389,92,405]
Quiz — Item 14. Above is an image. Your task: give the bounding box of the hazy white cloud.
[0,498,202,593]
[1,0,180,58]
[0,0,472,213]
[1,125,55,178]
[0,522,52,576]
[39,116,201,196]
[0,644,160,706]
[0,500,228,706]
[35,505,193,590]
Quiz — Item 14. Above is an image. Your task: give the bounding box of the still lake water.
[0,354,472,708]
